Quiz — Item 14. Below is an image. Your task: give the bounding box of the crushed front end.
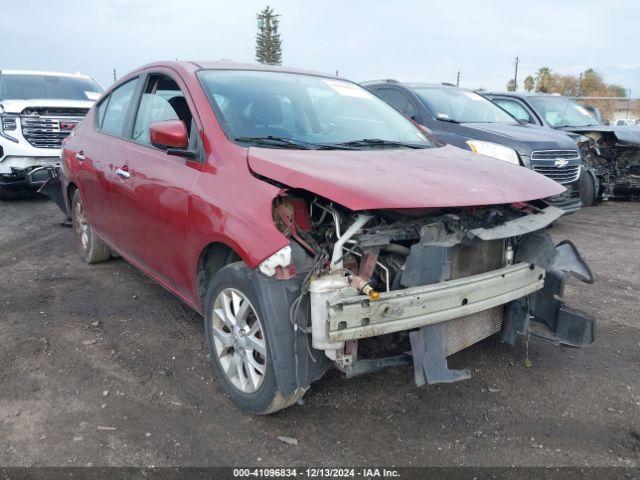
[269,193,594,386]
[575,129,640,200]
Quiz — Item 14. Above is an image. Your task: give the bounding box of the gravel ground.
[0,197,639,467]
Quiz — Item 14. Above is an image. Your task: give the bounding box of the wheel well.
[67,182,78,205]
[197,242,241,303]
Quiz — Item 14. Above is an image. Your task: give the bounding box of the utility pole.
[513,57,519,91]
[456,71,460,87]
[626,89,632,119]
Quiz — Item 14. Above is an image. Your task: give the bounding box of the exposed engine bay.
[267,192,595,386]
[576,129,640,200]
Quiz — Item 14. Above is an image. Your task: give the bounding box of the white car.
[614,119,637,127]
[0,70,103,199]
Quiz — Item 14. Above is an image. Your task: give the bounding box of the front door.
[113,72,200,295]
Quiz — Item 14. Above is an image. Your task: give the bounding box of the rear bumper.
[327,262,545,342]
[0,165,58,189]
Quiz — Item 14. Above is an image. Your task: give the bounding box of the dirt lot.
[0,197,639,467]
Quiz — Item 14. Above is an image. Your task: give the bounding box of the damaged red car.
[48,61,595,414]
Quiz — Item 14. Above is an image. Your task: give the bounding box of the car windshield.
[0,74,103,101]
[197,70,433,149]
[528,96,601,128]
[413,86,517,124]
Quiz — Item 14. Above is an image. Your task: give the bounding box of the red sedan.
[52,61,594,413]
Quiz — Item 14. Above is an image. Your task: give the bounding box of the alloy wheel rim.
[74,200,89,251]
[211,288,267,394]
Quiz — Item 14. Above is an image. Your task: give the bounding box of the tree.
[535,67,553,93]
[523,75,535,92]
[255,6,282,66]
[506,78,516,91]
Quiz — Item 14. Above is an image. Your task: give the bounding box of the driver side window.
[376,88,418,120]
[131,74,193,147]
[494,98,534,124]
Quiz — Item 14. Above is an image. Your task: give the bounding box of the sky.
[2,0,639,95]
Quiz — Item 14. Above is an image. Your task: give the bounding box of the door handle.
[76,152,86,161]
[116,167,130,179]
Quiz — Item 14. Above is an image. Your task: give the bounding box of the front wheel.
[71,189,112,263]
[204,263,304,414]
[579,170,596,207]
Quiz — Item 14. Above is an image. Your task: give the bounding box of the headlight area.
[466,140,520,165]
[255,190,594,386]
[0,114,19,143]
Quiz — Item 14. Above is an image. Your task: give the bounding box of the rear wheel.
[204,263,304,414]
[71,189,112,263]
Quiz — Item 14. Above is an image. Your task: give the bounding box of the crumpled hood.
[0,98,95,114]
[560,126,640,147]
[248,144,564,210]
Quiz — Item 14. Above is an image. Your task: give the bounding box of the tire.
[71,189,112,263]
[203,263,303,414]
[579,170,596,207]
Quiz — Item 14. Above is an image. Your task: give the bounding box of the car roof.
[129,60,341,81]
[0,69,93,79]
[361,79,461,90]
[481,90,565,99]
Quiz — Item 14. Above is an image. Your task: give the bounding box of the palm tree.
[524,75,535,92]
[535,67,553,93]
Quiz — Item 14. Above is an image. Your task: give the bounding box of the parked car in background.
[614,119,637,127]
[482,91,640,202]
[46,61,594,414]
[0,70,102,199]
[363,81,584,212]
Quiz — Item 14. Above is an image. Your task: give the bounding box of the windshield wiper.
[329,138,425,149]
[235,136,331,150]
[554,124,599,129]
[436,117,460,124]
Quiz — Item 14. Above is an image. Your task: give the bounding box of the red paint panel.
[248,144,564,210]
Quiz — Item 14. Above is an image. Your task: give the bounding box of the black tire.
[70,189,112,263]
[579,170,596,207]
[203,262,303,414]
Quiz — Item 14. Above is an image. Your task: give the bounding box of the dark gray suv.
[364,81,584,212]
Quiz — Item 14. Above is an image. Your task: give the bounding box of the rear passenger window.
[100,79,138,136]
[95,97,109,128]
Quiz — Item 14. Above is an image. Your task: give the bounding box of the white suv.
[0,70,103,199]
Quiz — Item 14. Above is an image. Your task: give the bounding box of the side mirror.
[149,120,188,149]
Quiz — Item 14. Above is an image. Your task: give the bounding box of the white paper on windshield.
[324,80,372,99]
[85,91,101,101]
[462,91,483,101]
[436,113,450,119]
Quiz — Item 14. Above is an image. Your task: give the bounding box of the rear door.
[75,77,140,245]
[114,71,201,294]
